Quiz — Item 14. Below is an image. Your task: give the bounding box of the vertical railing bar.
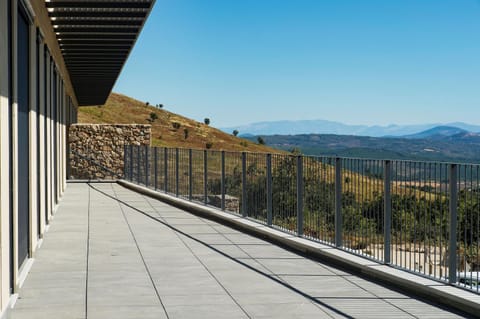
[297,155,304,236]
[123,145,127,180]
[335,157,343,247]
[136,145,140,183]
[154,147,158,190]
[449,163,458,284]
[267,153,272,227]
[123,144,127,179]
[221,151,226,211]
[164,147,168,193]
[242,152,247,218]
[129,145,133,181]
[204,150,208,205]
[434,163,438,278]
[477,166,480,292]
[465,165,469,282]
[189,149,193,201]
[384,160,392,264]
[145,146,149,187]
[175,148,179,197]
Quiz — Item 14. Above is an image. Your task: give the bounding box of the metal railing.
[124,145,480,293]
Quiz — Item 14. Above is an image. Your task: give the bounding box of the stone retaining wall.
[69,124,151,179]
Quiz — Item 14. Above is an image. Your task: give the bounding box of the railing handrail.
[146,145,480,167]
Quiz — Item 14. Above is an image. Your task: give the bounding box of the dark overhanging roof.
[46,0,155,106]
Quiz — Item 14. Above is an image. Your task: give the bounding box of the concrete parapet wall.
[68,124,151,179]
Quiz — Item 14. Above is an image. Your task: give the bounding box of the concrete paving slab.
[86,306,168,319]
[7,306,85,319]
[165,304,249,319]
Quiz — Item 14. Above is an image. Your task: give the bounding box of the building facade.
[0,0,153,313]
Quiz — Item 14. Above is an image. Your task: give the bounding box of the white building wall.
[0,0,78,314]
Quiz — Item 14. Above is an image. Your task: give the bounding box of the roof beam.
[58,33,137,40]
[46,1,152,9]
[59,39,134,45]
[54,26,139,33]
[61,44,132,49]
[50,11,148,18]
[53,20,144,26]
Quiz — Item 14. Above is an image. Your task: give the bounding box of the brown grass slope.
[78,92,281,153]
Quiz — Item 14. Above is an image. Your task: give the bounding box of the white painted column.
[10,0,19,292]
[0,0,11,311]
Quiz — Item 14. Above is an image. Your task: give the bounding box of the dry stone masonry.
[69,124,151,180]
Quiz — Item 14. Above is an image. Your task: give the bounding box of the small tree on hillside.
[184,128,189,139]
[257,137,265,145]
[232,129,239,137]
[204,118,210,125]
[149,112,158,122]
[289,147,301,155]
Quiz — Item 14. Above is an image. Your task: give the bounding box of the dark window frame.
[16,2,32,270]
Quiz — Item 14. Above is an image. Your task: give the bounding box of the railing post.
[154,147,158,190]
[189,149,193,201]
[384,160,392,264]
[242,152,247,217]
[204,150,208,205]
[335,157,343,247]
[164,148,168,192]
[129,145,133,181]
[221,151,225,211]
[297,155,304,237]
[448,163,458,284]
[266,153,272,227]
[145,146,149,187]
[175,148,179,197]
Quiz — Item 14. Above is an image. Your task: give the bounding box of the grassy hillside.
[78,93,280,153]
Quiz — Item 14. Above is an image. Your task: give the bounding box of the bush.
[204,118,210,125]
[206,142,213,149]
[149,112,158,122]
[172,122,181,130]
[184,128,189,139]
[257,136,265,145]
[232,129,239,136]
[289,147,301,155]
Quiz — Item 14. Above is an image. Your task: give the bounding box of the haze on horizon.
[114,0,480,127]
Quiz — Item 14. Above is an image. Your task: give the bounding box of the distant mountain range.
[243,125,480,163]
[402,126,470,140]
[221,120,480,138]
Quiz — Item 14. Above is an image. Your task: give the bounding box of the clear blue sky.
[113,0,480,127]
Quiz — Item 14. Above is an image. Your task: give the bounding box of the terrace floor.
[6,182,470,318]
